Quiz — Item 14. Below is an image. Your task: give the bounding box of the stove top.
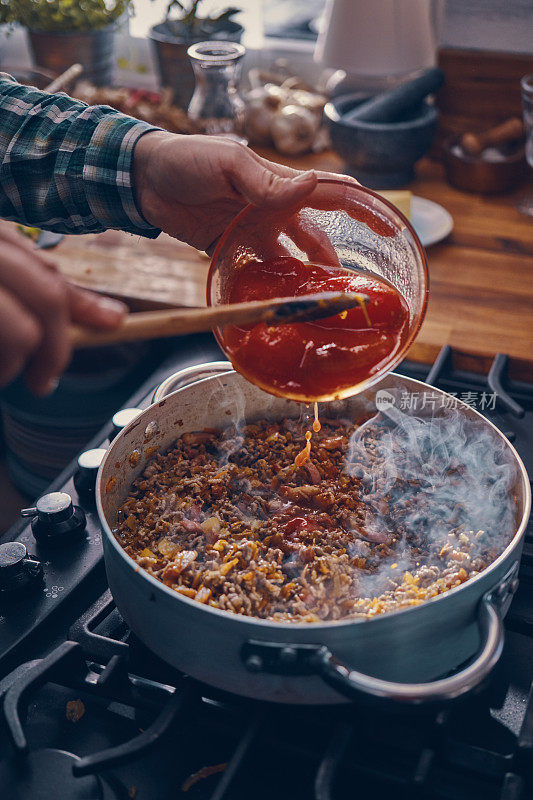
[1,335,532,800]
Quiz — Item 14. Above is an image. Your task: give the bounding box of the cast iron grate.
[16,591,518,799]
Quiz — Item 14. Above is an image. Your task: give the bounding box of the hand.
[0,223,127,395]
[133,133,356,256]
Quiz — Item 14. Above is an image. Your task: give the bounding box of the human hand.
[133,133,357,257]
[0,223,127,395]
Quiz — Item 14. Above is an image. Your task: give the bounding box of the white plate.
[410,196,453,248]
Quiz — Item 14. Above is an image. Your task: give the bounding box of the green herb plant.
[161,0,240,39]
[0,0,132,32]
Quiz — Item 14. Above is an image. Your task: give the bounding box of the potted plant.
[0,0,132,86]
[149,0,243,108]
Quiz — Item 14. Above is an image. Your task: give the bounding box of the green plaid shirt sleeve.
[0,73,161,237]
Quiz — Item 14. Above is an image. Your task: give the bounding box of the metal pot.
[97,364,531,705]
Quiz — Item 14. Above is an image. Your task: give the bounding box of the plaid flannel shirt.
[0,73,161,237]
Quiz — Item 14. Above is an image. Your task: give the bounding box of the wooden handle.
[345,67,445,124]
[44,64,83,94]
[70,292,368,349]
[70,306,260,349]
[461,118,524,156]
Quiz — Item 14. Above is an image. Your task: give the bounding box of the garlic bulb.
[270,105,319,155]
[291,89,327,116]
[244,69,327,154]
[244,85,285,144]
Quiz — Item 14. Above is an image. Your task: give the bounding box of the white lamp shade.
[315,0,440,77]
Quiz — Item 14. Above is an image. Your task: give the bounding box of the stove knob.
[74,448,107,503]
[21,492,87,546]
[111,407,142,439]
[0,541,43,593]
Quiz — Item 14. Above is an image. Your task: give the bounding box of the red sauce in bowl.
[222,256,409,401]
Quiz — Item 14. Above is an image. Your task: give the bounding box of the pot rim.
[28,23,117,35]
[149,19,243,44]
[443,136,526,167]
[97,372,531,632]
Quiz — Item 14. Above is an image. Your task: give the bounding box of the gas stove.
[1,335,532,800]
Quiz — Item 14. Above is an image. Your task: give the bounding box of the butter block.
[376,190,412,220]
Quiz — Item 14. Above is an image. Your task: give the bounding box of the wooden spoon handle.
[44,64,83,93]
[71,306,273,349]
[461,118,524,156]
[70,291,369,349]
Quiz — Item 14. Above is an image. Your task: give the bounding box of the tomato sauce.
[294,430,312,467]
[223,256,410,401]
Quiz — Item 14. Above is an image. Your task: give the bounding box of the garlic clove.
[270,105,319,156]
[244,84,288,144]
[291,89,327,116]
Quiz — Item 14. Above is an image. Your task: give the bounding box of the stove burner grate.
[0,748,104,800]
[4,591,530,799]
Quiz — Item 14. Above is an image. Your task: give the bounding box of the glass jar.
[187,41,246,135]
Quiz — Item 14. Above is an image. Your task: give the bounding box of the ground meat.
[114,417,508,623]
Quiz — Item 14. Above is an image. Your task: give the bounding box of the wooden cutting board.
[53,228,210,310]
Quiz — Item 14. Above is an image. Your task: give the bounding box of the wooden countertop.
[54,151,533,381]
[255,149,533,382]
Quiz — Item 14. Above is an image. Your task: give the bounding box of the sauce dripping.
[295,430,312,467]
[313,402,321,433]
[295,403,321,467]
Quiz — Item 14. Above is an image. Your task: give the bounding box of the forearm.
[0,74,161,237]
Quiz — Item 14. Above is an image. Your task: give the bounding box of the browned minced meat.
[115,418,504,622]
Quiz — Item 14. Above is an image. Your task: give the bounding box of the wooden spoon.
[461,118,524,157]
[44,64,83,93]
[70,291,370,349]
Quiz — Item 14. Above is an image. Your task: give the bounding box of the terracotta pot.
[149,20,243,108]
[27,25,116,87]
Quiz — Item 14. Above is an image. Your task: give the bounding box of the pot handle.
[152,360,234,402]
[314,590,503,705]
[242,562,519,706]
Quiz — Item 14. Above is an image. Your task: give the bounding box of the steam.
[208,377,316,465]
[345,391,518,592]
[131,379,520,621]
[204,375,247,464]
[201,382,519,607]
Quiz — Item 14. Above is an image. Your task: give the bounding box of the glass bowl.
[207,177,429,402]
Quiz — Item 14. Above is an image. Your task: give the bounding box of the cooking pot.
[97,363,531,705]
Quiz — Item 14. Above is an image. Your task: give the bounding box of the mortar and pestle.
[324,68,443,187]
[443,118,526,194]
